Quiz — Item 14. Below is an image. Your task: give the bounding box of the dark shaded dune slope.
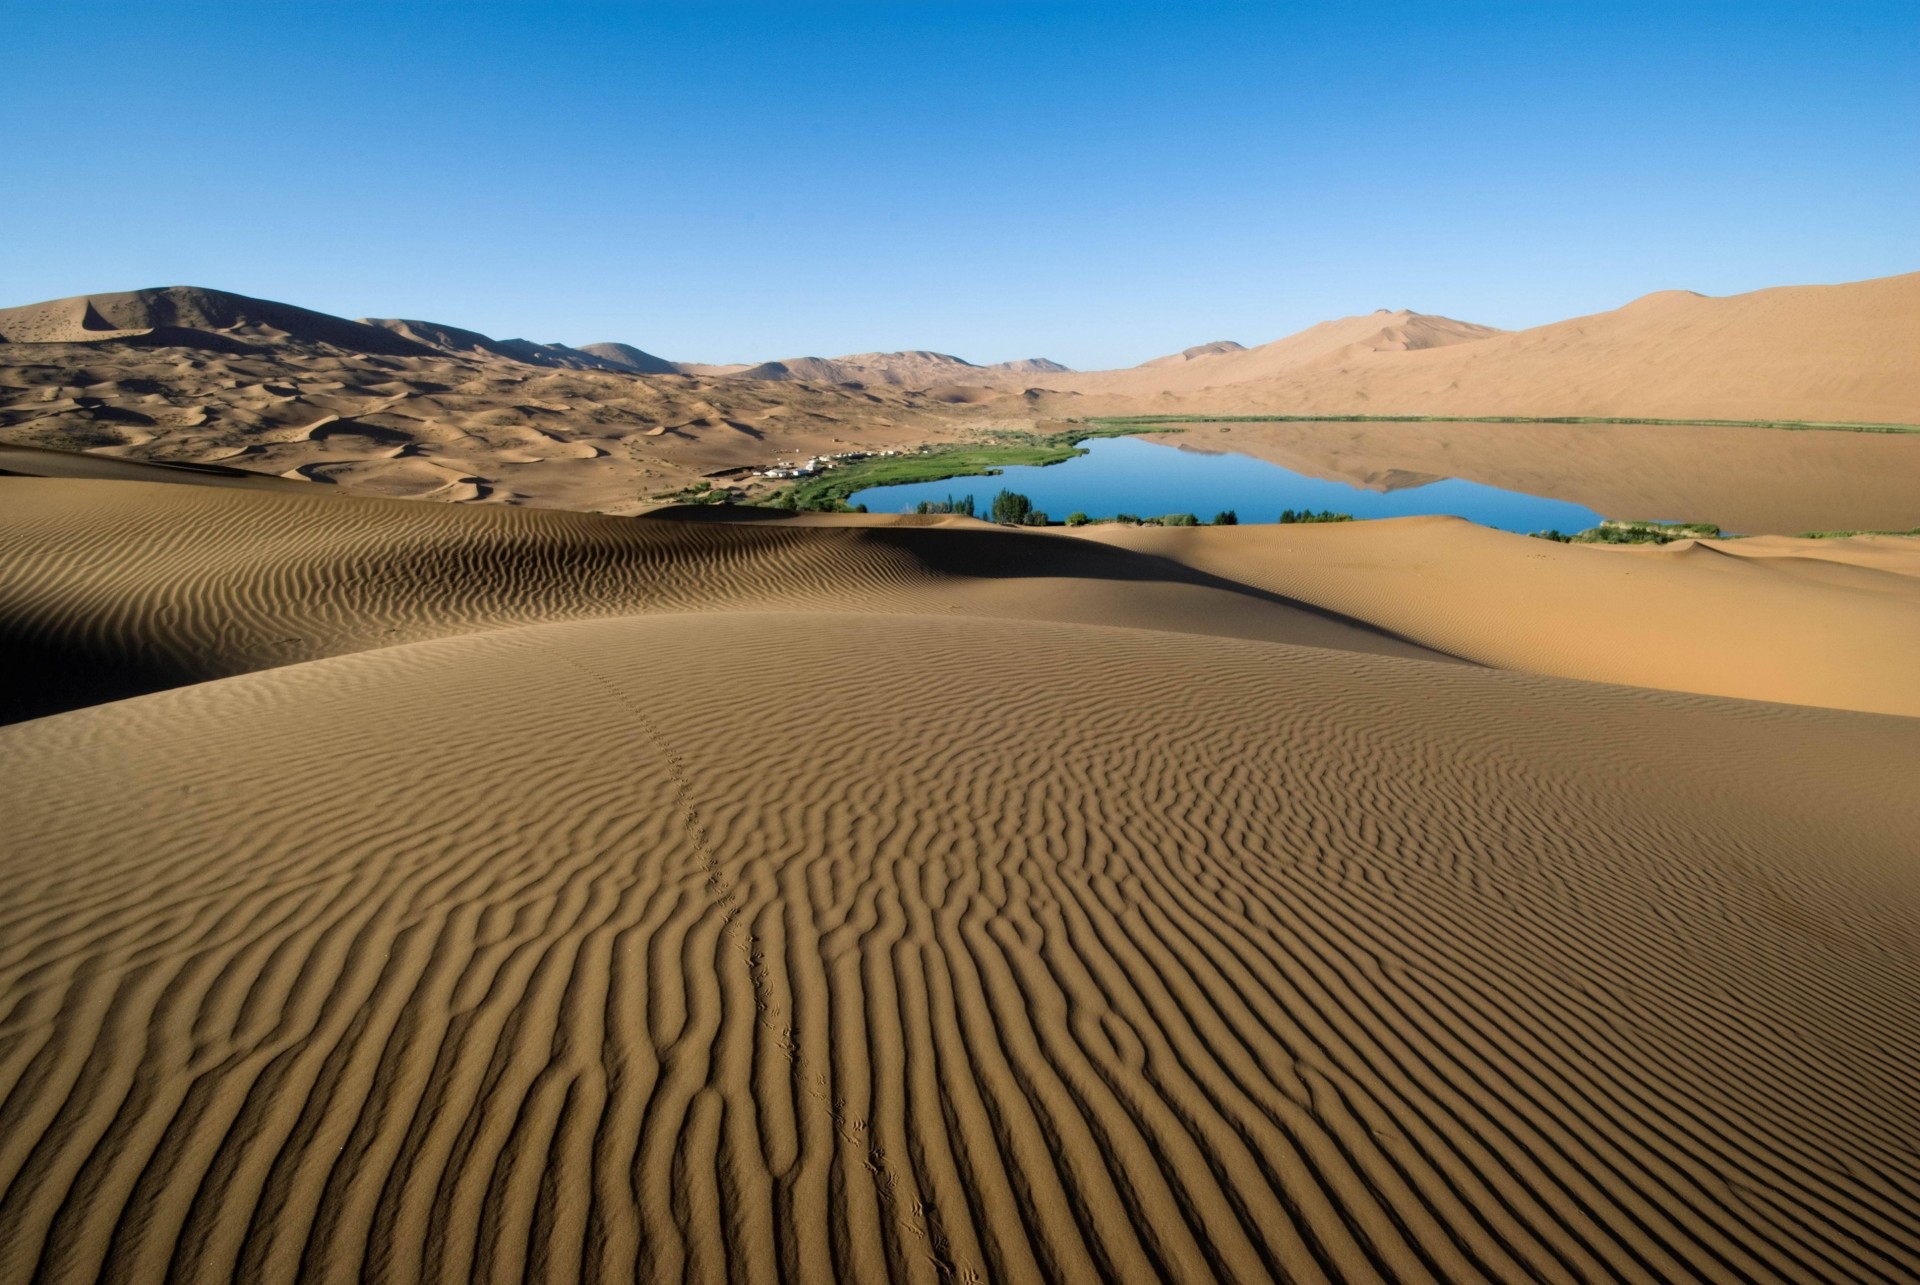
[0,477,1444,723]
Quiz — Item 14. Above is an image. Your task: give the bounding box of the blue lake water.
[849,436,1608,533]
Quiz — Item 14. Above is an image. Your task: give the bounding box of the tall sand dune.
[1046,273,1920,423]
[1059,311,1502,397]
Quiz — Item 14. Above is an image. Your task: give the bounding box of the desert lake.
[850,434,1610,531]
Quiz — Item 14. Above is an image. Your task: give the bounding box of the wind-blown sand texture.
[3,467,1918,1284]
[0,289,1011,513]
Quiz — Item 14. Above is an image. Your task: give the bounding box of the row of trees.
[903,491,1345,528]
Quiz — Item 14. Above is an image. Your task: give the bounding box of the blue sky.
[5,2,1915,368]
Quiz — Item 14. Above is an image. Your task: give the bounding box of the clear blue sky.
[5,2,1914,368]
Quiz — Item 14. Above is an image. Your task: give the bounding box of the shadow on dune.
[1,487,1459,725]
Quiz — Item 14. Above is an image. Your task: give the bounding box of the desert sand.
[4,274,1918,527]
[1020,273,1920,424]
[3,461,1919,1284]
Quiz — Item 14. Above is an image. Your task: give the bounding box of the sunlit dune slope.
[1075,517,1920,716]
[2,611,1917,1284]
[1053,309,1503,397]
[1048,273,1920,423]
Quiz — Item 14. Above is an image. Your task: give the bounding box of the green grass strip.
[762,423,1183,511]
[1082,414,1920,435]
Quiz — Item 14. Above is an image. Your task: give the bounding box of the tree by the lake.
[991,489,1034,524]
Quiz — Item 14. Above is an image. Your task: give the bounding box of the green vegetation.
[648,479,732,506]
[914,495,976,517]
[1796,527,1920,539]
[758,422,1182,512]
[1531,519,1724,545]
[991,488,1049,525]
[1084,414,1920,436]
[1211,510,1238,525]
[1278,509,1353,524]
[1064,511,1090,527]
[1098,512,1230,527]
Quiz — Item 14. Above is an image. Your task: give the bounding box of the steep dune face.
[1051,311,1504,396]
[1083,273,1920,422]
[1,610,1917,1284]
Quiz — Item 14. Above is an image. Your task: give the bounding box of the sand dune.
[4,473,1916,722]
[0,475,1444,724]
[733,350,1070,386]
[0,286,438,357]
[0,314,990,513]
[3,467,1919,1283]
[1076,516,1920,716]
[1055,310,1503,397]
[4,273,1916,526]
[1036,273,1920,423]
[2,610,1917,1285]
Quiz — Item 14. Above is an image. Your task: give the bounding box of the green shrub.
[1212,510,1238,525]
[990,489,1034,524]
[1065,511,1090,527]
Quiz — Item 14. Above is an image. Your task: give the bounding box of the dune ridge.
[5,474,1918,723]
[1028,273,1920,423]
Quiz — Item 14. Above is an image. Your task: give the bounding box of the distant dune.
[1077,311,1503,394]
[1142,338,1248,366]
[1046,273,1920,423]
[0,285,438,357]
[733,349,1069,386]
[2,272,1917,525]
[576,341,681,374]
[2,465,1918,1282]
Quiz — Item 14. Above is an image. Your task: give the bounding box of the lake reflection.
[850,436,1608,533]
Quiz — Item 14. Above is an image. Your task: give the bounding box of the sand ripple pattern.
[3,613,1917,1284]
[0,479,1441,723]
